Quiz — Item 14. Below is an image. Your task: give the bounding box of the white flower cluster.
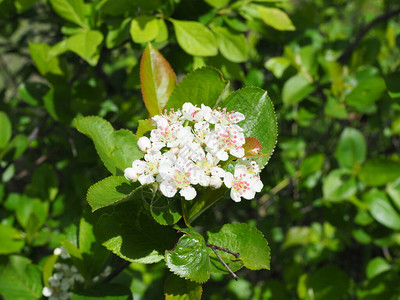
[124,103,263,202]
[42,248,112,300]
[42,248,84,300]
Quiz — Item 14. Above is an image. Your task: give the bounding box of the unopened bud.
[137,136,151,152]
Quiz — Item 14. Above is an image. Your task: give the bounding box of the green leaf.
[171,19,218,57]
[366,257,391,279]
[165,67,228,110]
[322,169,357,201]
[61,240,87,278]
[345,76,386,107]
[140,43,177,117]
[29,43,65,76]
[130,16,159,44]
[15,196,48,234]
[154,19,169,43]
[256,6,295,31]
[219,87,277,169]
[308,265,349,300]
[387,177,400,211]
[364,189,400,230]
[18,82,49,106]
[136,119,156,138]
[49,0,87,28]
[87,176,157,211]
[106,18,131,49]
[211,25,248,63]
[42,254,59,286]
[96,200,177,264]
[26,163,59,201]
[203,0,229,9]
[75,116,142,175]
[0,111,12,149]
[335,127,366,169]
[282,226,314,249]
[166,228,211,283]
[264,57,291,78]
[164,274,202,300]
[0,134,29,161]
[385,71,400,98]
[67,30,104,66]
[150,194,182,225]
[43,85,74,122]
[206,223,270,271]
[324,97,347,119]
[0,256,43,300]
[0,225,25,254]
[72,284,132,299]
[282,74,315,105]
[359,158,400,186]
[300,153,324,177]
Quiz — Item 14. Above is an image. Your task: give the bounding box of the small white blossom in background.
[43,247,113,300]
[124,103,263,202]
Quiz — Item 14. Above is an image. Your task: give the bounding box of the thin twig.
[338,7,400,63]
[206,243,240,258]
[102,261,131,284]
[209,246,239,281]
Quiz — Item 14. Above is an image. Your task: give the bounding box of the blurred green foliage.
[1,0,400,299]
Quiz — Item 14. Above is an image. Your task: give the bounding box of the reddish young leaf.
[244,137,268,158]
[140,43,176,116]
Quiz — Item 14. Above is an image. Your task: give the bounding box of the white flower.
[209,175,222,189]
[42,287,53,297]
[182,102,204,122]
[150,119,193,149]
[206,124,245,160]
[153,108,183,125]
[224,164,263,202]
[137,136,152,152]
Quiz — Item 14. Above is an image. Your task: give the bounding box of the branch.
[209,246,239,281]
[102,261,131,284]
[206,243,240,258]
[338,7,400,64]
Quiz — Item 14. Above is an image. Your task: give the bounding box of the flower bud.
[124,168,139,182]
[137,136,151,152]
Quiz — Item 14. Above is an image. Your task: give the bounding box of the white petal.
[42,287,53,297]
[180,186,197,200]
[160,181,177,198]
[124,168,138,181]
[224,172,233,188]
[253,179,263,192]
[230,189,242,202]
[230,147,245,158]
[211,166,225,177]
[242,189,256,200]
[137,136,151,152]
[216,150,229,161]
[138,174,155,185]
[209,176,222,189]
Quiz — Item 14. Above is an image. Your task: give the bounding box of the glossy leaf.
[0,111,11,149]
[364,189,400,230]
[256,6,295,31]
[164,274,202,300]
[309,265,349,300]
[165,67,228,110]
[140,43,177,116]
[322,169,357,201]
[49,0,87,28]
[75,116,142,175]
[282,74,315,105]
[87,176,157,211]
[345,76,386,107]
[66,30,104,66]
[219,87,277,169]
[359,158,400,186]
[166,228,211,283]
[206,223,270,271]
[335,127,366,169]
[211,25,248,63]
[106,18,131,49]
[96,200,177,263]
[171,20,218,57]
[130,16,159,44]
[42,254,59,286]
